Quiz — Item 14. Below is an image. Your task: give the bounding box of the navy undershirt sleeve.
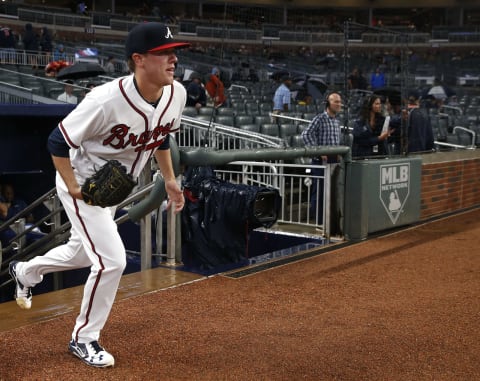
[47,126,70,157]
[157,134,170,150]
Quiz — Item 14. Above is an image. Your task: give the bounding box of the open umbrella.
[426,84,456,100]
[270,69,290,81]
[373,87,402,105]
[57,62,106,80]
[427,85,447,100]
[293,75,328,101]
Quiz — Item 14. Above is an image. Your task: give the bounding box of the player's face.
[143,49,178,87]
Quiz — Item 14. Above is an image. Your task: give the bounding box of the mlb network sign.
[379,163,410,224]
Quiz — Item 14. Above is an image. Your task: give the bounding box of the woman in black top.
[352,95,394,158]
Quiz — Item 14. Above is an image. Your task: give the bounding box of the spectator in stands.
[451,51,464,62]
[39,26,53,61]
[408,49,420,72]
[230,68,243,82]
[352,95,395,158]
[104,56,116,75]
[272,74,292,118]
[53,44,66,61]
[426,78,454,109]
[325,49,337,69]
[0,183,33,223]
[370,67,386,90]
[407,21,416,32]
[0,27,17,64]
[247,68,260,82]
[45,60,70,77]
[301,92,343,216]
[0,183,35,249]
[205,67,226,108]
[186,73,207,111]
[79,82,97,102]
[77,2,87,15]
[406,90,435,153]
[57,79,78,104]
[347,67,367,90]
[22,23,39,69]
[296,87,313,106]
[447,95,459,107]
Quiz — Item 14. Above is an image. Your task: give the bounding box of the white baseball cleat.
[9,261,32,310]
[68,340,115,368]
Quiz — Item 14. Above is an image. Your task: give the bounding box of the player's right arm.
[48,126,82,200]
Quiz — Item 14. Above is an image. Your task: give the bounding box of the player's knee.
[103,256,126,274]
[114,256,127,273]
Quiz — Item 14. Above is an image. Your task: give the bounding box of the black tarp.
[181,166,281,271]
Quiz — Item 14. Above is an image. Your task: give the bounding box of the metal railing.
[214,160,330,233]
[0,51,76,69]
[196,27,262,41]
[178,115,285,150]
[0,165,174,291]
[18,8,90,28]
[0,82,36,104]
[361,33,431,44]
[453,126,476,148]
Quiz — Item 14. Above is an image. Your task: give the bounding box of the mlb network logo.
[379,163,410,224]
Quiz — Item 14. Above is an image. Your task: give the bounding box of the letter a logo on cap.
[125,22,190,58]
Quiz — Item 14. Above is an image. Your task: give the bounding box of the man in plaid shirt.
[301,92,343,220]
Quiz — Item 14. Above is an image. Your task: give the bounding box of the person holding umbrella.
[426,78,455,109]
[205,67,226,108]
[56,62,106,81]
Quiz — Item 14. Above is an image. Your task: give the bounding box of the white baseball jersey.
[59,74,186,183]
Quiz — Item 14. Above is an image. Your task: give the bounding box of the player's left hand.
[164,179,184,214]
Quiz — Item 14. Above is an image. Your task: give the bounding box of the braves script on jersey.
[59,75,186,184]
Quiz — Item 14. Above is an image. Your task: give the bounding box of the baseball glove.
[81,160,137,207]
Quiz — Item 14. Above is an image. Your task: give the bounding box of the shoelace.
[18,283,32,298]
[88,341,104,354]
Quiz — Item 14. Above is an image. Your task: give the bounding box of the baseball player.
[8,22,189,368]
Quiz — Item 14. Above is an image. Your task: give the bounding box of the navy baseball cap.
[125,22,190,58]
